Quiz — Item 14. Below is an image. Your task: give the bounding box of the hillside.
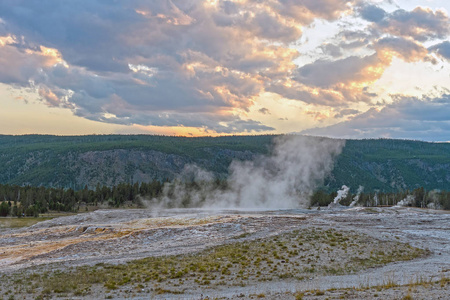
[330,139,450,192]
[0,134,449,193]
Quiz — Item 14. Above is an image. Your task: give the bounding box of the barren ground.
[0,206,449,299]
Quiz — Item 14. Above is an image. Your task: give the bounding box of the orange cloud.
[375,37,429,63]
[0,35,16,46]
[305,110,330,122]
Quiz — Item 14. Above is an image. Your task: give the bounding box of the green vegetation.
[0,217,54,229]
[330,139,450,192]
[0,134,272,189]
[0,134,271,156]
[0,135,449,193]
[3,228,427,298]
[1,179,449,218]
[0,180,164,216]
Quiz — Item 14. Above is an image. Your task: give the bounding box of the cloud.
[375,36,430,62]
[367,6,450,41]
[305,110,329,122]
[334,108,360,118]
[278,53,387,106]
[0,0,359,133]
[295,54,381,88]
[359,4,387,23]
[258,107,270,115]
[301,94,450,141]
[429,41,450,60]
[0,36,63,85]
[0,0,448,135]
[320,43,343,57]
[277,22,439,107]
[273,0,357,24]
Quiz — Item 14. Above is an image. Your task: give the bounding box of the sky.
[0,0,449,141]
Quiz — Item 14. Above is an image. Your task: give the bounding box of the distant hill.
[0,134,449,193]
[331,139,450,192]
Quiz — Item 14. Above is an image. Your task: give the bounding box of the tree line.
[1,181,450,218]
[310,186,450,210]
[0,180,164,217]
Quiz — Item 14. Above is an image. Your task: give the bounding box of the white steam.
[154,135,345,209]
[349,185,364,207]
[333,185,350,204]
[395,195,415,207]
[426,190,441,210]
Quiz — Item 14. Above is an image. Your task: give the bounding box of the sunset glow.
[0,0,449,140]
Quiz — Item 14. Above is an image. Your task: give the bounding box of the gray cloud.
[0,44,48,84]
[359,4,386,23]
[372,6,449,41]
[375,36,429,62]
[301,94,450,141]
[320,43,342,57]
[295,54,379,88]
[334,108,360,118]
[429,41,450,60]
[258,107,270,115]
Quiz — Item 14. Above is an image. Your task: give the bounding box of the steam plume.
[426,190,440,209]
[155,135,345,209]
[396,195,415,207]
[349,186,364,207]
[333,185,350,204]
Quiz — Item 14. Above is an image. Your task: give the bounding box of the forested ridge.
[1,134,450,193]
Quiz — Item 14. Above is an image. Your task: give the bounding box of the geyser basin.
[0,207,449,299]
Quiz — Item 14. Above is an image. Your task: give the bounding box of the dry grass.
[0,217,53,229]
[2,227,429,298]
[297,274,449,300]
[0,212,77,229]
